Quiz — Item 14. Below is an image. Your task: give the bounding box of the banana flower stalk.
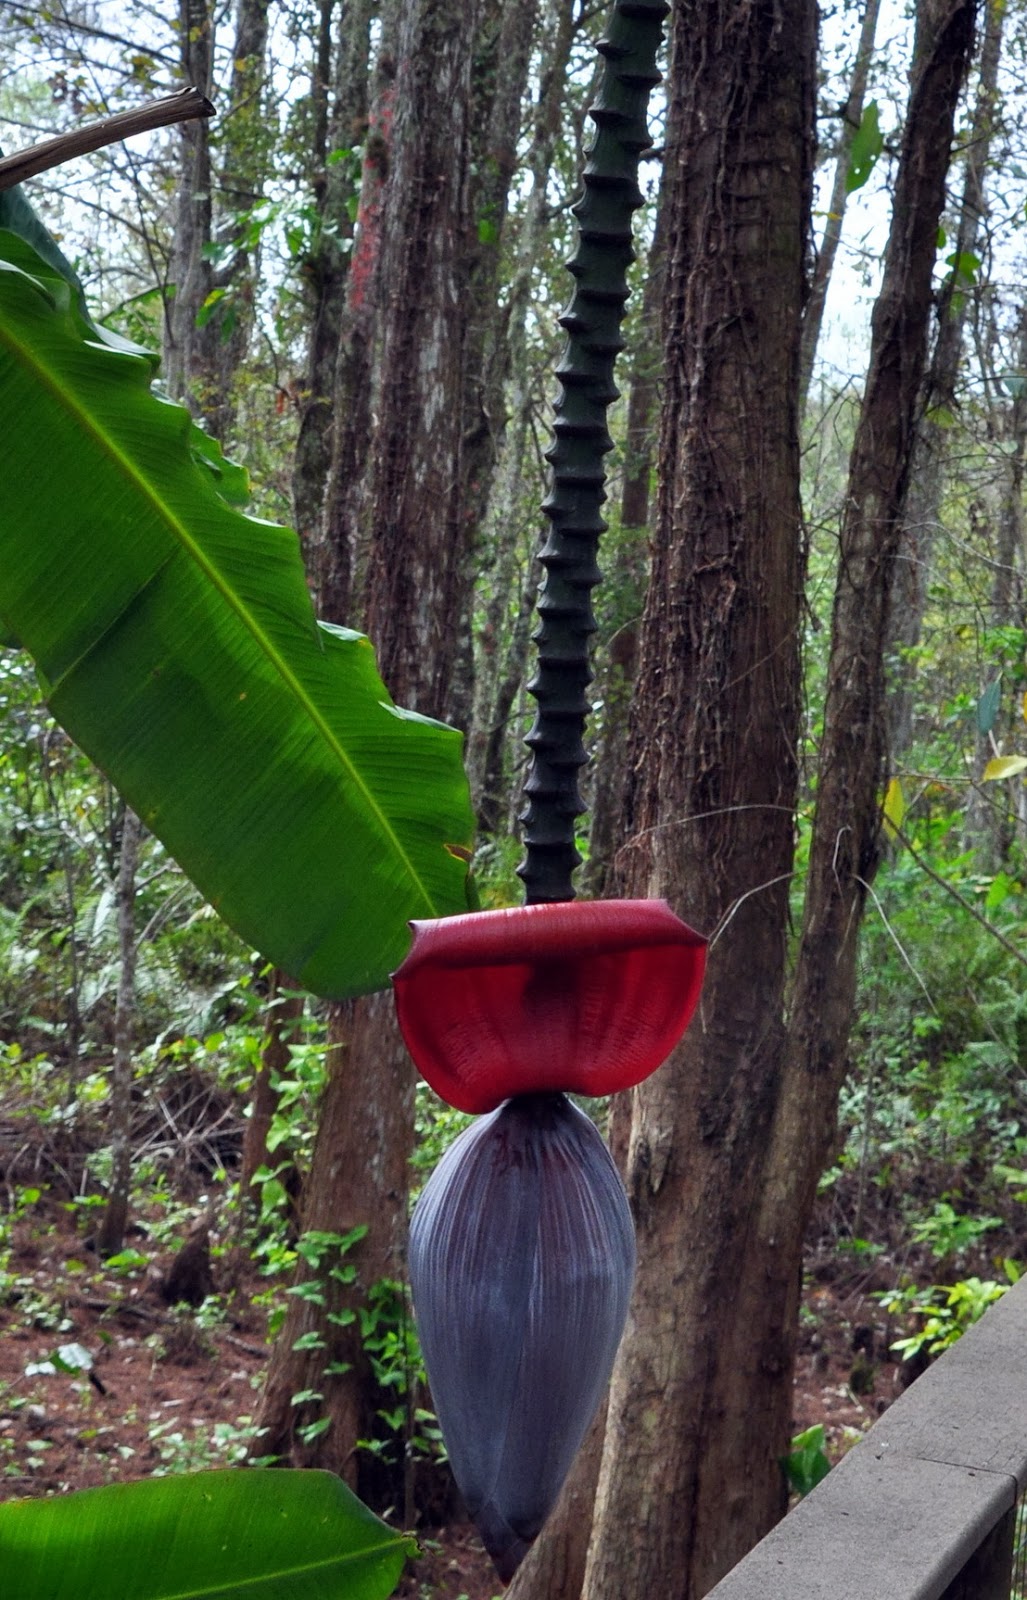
[393,899,706,1114]
[393,898,705,1579]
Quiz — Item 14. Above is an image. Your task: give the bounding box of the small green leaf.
[976,677,1002,735]
[984,871,1016,911]
[292,1331,327,1351]
[780,1424,831,1497]
[945,249,980,287]
[846,101,883,194]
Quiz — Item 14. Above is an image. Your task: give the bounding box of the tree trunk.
[475,560,539,837]
[164,0,271,433]
[887,0,1003,756]
[965,302,1027,864]
[291,0,375,597]
[360,0,483,713]
[257,0,538,1504]
[253,991,414,1483]
[585,3,975,1594]
[585,196,667,899]
[798,0,883,411]
[314,18,400,623]
[448,0,539,734]
[202,0,272,444]
[239,973,304,1199]
[753,26,977,1594]
[164,0,215,404]
[97,807,141,1258]
[583,1,815,1594]
[467,0,576,820]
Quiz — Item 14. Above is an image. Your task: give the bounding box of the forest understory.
[2,1077,1024,1600]
[3,0,1027,1589]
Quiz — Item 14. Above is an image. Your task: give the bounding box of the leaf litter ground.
[2,1171,1023,1600]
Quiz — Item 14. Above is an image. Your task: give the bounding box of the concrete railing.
[706,1273,1027,1600]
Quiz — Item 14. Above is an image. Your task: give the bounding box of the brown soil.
[0,1196,920,1600]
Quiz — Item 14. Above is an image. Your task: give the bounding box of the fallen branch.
[69,1295,269,1359]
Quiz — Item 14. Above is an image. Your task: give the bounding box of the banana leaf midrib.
[0,284,440,923]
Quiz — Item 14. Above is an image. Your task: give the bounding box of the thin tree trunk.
[467,0,576,819]
[448,0,539,733]
[798,0,883,411]
[583,0,815,1593]
[164,0,215,404]
[257,0,538,1506]
[585,197,667,899]
[586,3,974,1594]
[966,303,1027,864]
[164,0,270,432]
[291,0,375,594]
[239,973,304,1199]
[203,0,272,443]
[97,807,141,1258]
[476,560,539,836]
[887,0,1003,756]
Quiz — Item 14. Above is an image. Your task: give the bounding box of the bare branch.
[0,87,214,192]
[892,823,1027,973]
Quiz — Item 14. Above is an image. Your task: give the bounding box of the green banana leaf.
[0,226,474,998]
[0,1468,414,1599]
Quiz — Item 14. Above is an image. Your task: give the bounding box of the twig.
[0,88,214,192]
[854,874,936,1011]
[70,1296,269,1358]
[891,822,1027,971]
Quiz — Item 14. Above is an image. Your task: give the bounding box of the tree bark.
[252,992,414,1483]
[467,0,576,820]
[291,0,375,603]
[583,1,815,1594]
[97,807,141,1258]
[887,0,1003,756]
[965,302,1027,865]
[585,196,667,899]
[164,0,271,434]
[360,0,484,714]
[798,0,883,410]
[256,0,538,1505]
[202,0,272,443]
[164,0,215,404]
[239,974,305,1199]
[586,3,975,1593]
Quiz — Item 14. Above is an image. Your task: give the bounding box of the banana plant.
[0,200,473,1000]
[394,0,708,1578]
[0,1469,413,1599]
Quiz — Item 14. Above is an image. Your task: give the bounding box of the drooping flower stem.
[518,0,668,905]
